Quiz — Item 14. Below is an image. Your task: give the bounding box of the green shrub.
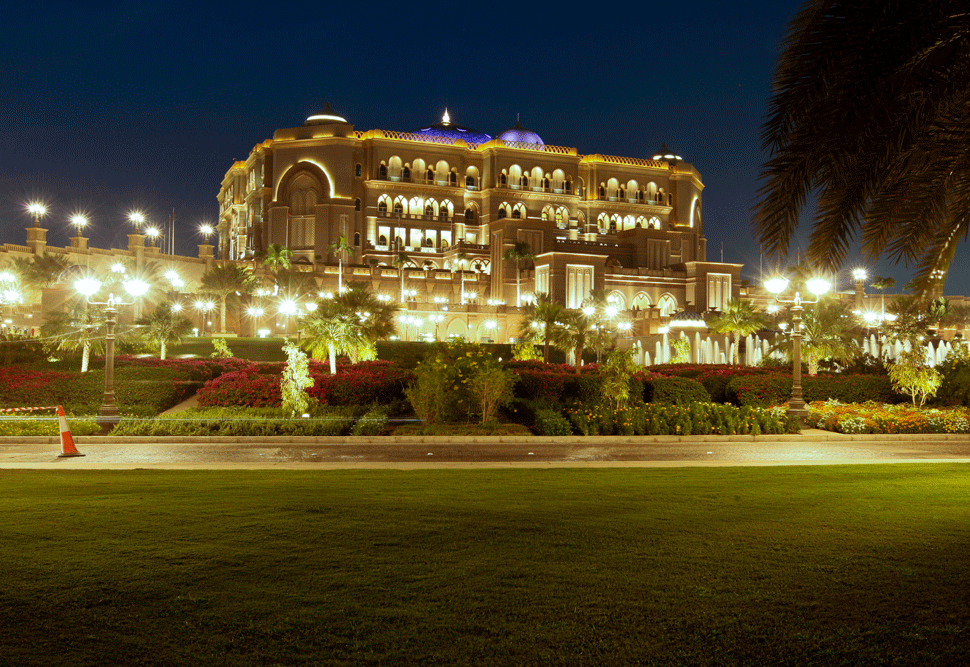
[352,407,388,436]
[643,377,710,405]
[934,347,970,406]
[533,408,573,436]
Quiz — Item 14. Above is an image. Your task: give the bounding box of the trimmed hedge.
[111,406,358,436]
[726,373,901,407]
[565,401,794,436]
[642,376,711,405]
[0,365,198,416]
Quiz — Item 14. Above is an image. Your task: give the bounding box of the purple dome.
[497,121,544,146]
[411,109,492,144]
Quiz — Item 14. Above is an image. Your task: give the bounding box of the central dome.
[411,109,492,144]
[497,120,544,146]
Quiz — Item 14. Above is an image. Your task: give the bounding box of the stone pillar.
[70,236,89,250]
[25,226,47,255]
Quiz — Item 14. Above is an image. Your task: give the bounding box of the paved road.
[3,433,970,469]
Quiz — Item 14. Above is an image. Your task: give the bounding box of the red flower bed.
[196,360,412,408]
[0,367,75,408]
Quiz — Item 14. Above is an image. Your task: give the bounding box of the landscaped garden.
[3,337,970,437]
[3,465,969,666]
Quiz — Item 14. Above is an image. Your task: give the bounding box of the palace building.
[217,104,742,342]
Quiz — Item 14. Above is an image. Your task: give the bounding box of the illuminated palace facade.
[217,105,741,341]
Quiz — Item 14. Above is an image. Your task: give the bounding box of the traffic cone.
[56,406,84,458]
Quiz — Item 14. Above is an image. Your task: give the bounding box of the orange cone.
[56,406,84,458]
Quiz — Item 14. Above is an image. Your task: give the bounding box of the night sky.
[3,1,961,296]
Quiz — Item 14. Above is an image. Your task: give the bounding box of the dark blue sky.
[3,1,960,296]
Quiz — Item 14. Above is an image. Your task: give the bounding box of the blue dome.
[498,121,544,146]
[411,109,492,144]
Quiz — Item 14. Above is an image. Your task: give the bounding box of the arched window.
[378,164,387,179]
[355,163,362,177]
[393,201,404,215]
[427,167,434,182]
[465,208,474,222]
[649,216,661,229]
[354,232,360,246]
[449,171,457,185]
[498,208,507,219]
[512,203,527,219]
[425,203,434,217]
[555,209,565,228]
[379,234,387,245]
[466,175,475,188]
[512,208,521,219]
[500,173,508,186]
[619,187,626,199]
[658,294,677,317]
[599,185,606,199]
[609,218,617,234]
[402,166,411,181]
[424,238,434,248]
[521,175,529,188]
[378,200,388,216]
[355,198,361,211]
[542,177,550,190]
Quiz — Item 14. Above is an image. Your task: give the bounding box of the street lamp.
[764,274,831,422]
[145,227,160,248]
[129,212,145,231]
[75,276,150,433]
[200,224,214,243]
[194,300,215,336]
[27,202,47,226]
[71,215,87,237]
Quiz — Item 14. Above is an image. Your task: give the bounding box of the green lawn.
[2,466,969,666]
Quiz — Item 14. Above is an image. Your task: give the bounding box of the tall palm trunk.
[81,340,91,373]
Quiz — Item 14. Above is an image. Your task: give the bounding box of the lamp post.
[145,227,160,248]
[75,276,150,433]
[129,212,145,232]
[28,202,47,226]
[194,300,215,336]
[764,275,831,421]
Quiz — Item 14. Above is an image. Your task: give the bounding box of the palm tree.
[551,309,601,373]
[10,254,72,300]
[262,244,293,275]
[42,301,106,372]
[706,299,769,365]
[301,302,366,375]
[327,235,355,293]
[502,240,534,307]
[754,1,970,294]
[141,302,192,360]
[519,292,564,362]
[331,282,400,359]
[199,263,258,333]
[774,300,859,376]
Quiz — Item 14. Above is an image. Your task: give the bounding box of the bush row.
[110,405,385,437]
[196,361,412,408]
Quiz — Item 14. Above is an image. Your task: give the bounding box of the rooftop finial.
[442,108,451,124]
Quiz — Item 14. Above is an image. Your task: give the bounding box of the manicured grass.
[2,466,969,666]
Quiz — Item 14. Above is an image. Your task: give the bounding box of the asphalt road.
[3,433,970,469]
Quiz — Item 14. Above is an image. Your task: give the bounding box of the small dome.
[305,102,348,126]
[651,142,683,164]
[411,108,492,144]
[497,120,544,146]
